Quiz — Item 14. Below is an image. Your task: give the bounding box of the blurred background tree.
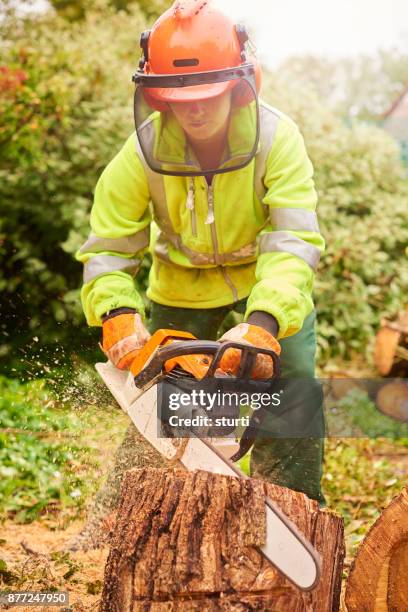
[48,0,170,20]
[276,49,408,119]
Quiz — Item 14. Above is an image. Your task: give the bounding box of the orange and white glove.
[101,309,151,370]
[219,323,281,379]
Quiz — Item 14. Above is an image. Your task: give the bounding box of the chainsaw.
[96,329,321,590]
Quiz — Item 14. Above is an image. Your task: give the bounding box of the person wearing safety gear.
[71,0,325,551]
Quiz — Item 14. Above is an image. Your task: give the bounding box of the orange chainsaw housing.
[129,329,211,380]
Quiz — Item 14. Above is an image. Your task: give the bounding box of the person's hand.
[101,309,150,370]
[218,323,281,379]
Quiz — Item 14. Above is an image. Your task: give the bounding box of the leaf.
[86,579,103,595]
[63,567,77,580]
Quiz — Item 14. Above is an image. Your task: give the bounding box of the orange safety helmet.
[136,0,262,110]
[132,0,262,177]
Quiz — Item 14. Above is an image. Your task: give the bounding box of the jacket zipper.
[205,182,238,303]
[186,178,197,237]
[205,184,215,225]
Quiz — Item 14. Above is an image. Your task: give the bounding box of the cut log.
[345,486,408,612]
[100,468,344,611]
[374,310,408,377]
[375,326,402,376]
[376,381,408,422]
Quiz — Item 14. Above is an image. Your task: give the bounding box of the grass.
[334,388,408,438]
[323,386,407,558]
[0,371,127,526]
[323,437,406,558]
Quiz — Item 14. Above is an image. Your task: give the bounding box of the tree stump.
[345,486,408,612]
[100,468,344,611]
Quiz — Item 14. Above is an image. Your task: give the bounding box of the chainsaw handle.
[204,341,281,381]
[133,339,280,387]
[133,340,218,387]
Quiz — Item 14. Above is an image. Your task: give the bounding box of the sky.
[214,0,408,67]
[13,0,408,68]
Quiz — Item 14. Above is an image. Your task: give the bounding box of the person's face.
[169,90,232,142]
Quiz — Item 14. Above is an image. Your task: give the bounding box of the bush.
[0,376,91,522]
[0,4,146,369]
[49,0,171,21]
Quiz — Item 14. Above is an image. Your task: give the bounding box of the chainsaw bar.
[96,360,321,590]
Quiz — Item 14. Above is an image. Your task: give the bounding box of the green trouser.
[149,301,326,505]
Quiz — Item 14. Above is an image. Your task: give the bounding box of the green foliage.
[86,579,103,594]
[0,4,146,365]
[336,390,408,438]
[323,438,406,555]
[0,376,93,522]
[0,556,17,585]
[50,551,82,581]
[135,0,171,18]
[49,0,171,21]
[262,74,408,360]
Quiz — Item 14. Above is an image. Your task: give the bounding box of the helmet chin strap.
[235,24,250,62]
[139,30,150,70]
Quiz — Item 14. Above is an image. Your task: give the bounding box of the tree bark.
[345,486,408,612]
[100,468,344,611]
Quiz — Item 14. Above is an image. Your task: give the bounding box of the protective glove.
[218,323,281,379]
[101,308,151,370]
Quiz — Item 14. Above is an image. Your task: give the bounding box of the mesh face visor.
[132,65,260,177]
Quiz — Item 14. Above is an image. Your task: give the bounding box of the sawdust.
[0,520,108,611]
[0,420,163,612]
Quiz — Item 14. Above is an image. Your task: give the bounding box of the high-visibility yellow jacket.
[76,102,325,339]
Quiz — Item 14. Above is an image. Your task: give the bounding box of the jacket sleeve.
[76,133,151,326]
[245,114,325,339]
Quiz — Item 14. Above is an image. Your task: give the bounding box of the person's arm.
[76,133,151,326]
[247,310,279,337]
[245,113,325,339]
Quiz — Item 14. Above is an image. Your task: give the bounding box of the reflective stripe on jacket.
[76,102,325,339]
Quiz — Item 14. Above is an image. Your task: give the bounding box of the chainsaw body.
[96,329,321,590]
